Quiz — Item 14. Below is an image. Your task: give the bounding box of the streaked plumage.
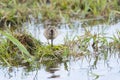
[44,26,58,47]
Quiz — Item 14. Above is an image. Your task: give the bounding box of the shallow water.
[24,20,120,45]
[0,56,120,80]
[1,20,120,80]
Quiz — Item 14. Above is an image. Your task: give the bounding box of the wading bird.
[44,26,58,47]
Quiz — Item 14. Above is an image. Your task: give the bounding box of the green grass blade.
[0,31,32,58]
[0,55,11,67]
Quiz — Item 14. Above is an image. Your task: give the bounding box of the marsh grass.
[110,31,120,51]
[0,30,69,67]
[0,0,120,72]
[64,28,120,67]
[0,28,120,73]
[0,31,37,66]
[0,0,120,28]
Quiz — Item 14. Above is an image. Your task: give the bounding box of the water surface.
[1,20,120,80]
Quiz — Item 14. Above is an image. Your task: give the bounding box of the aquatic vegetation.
[0,27,120,68]
[63,28,120,68]
[0,0,120,28]
[0,1,120,78]
[0,31,69,67]
[0,31,37,66]
[0,27,120,80]
[110,30,120,50]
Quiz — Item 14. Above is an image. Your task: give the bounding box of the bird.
[44,26,58,47]
[46,0,51,4]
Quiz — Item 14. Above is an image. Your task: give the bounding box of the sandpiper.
[44,26,58,47]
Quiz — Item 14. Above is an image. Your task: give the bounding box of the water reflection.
[47,67,60,79]
[0,55,120,80]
